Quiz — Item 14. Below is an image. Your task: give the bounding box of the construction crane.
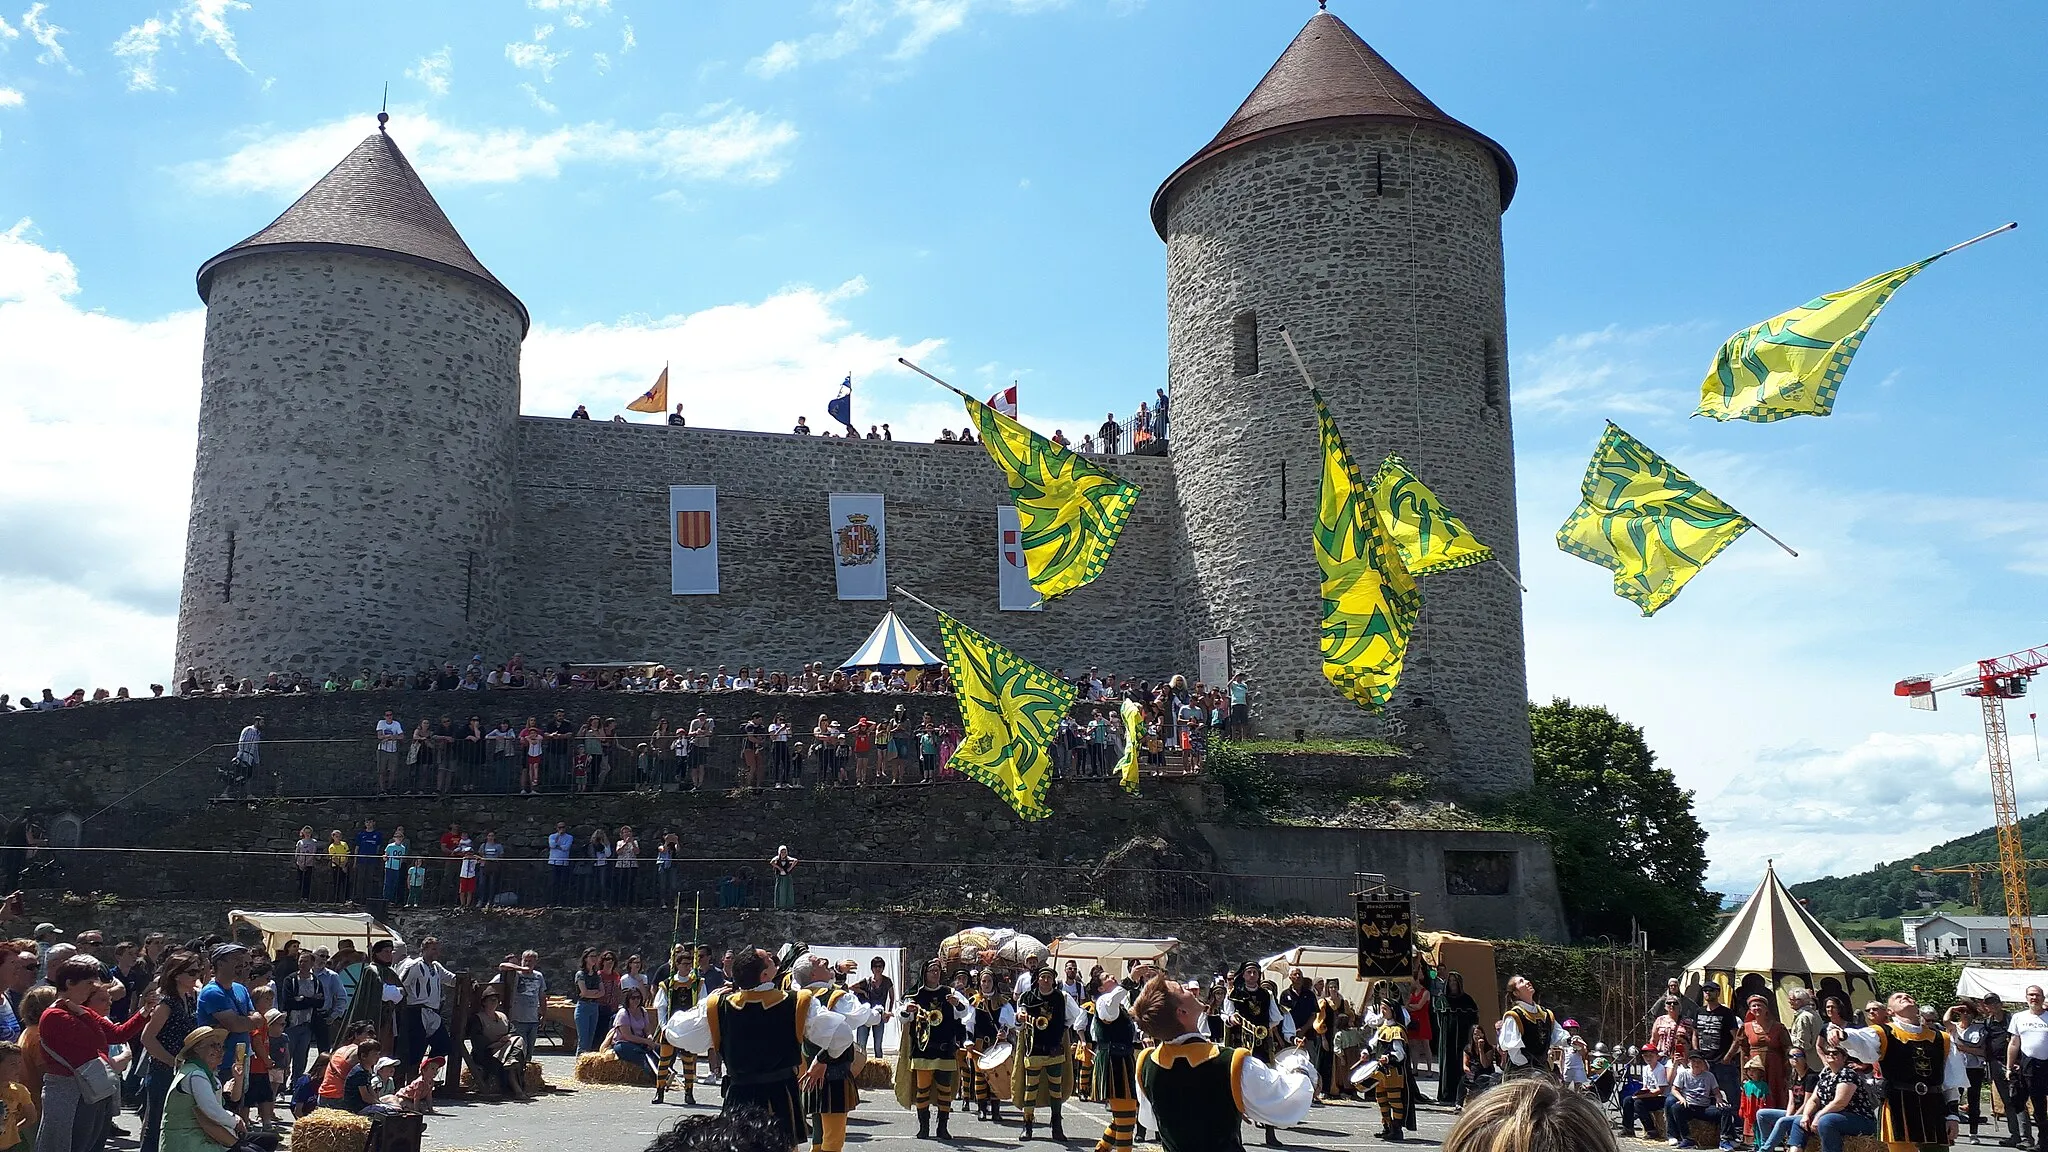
[1912,859,2048,914]
[1897,643,2048,966]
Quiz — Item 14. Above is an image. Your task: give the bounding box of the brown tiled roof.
[1151,11,1516,237]
[197,126,529,332]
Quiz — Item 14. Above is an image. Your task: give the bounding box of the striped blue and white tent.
[840,610,943,669]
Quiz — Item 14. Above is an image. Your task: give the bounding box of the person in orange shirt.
[0,1040,38,1152]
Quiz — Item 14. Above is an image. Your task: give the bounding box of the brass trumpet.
[1033,1014,1051,1030]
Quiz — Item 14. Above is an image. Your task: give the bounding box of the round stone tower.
[176,120,527,682]
[1157,12,1532,793]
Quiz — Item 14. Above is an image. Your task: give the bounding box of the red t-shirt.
[440,833,461,857]
[37,1004,147,1074]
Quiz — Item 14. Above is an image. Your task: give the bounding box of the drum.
[1272,1048,1315,1079]
[979,1042,1014,1098]
[1349,1058,1384,1087]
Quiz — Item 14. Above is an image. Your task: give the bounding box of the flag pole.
[893,586,944,617]
[1284,326,1530,593]
[897,357,979,405]
[1746,520,1799,558]
[1937,221,2017,258]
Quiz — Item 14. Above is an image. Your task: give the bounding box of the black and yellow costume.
[803,985,862,1152]
[894,982,969,1140]
[1365,1022,1409,1140]
[1501,1000,1558,1075]
[1013,987,1077,1140]
[966,992,1007,1121]
[1092,984,1142,1152]
[1226,981,1281,1064]
[654,952,706,1104]
[705,986,818,1151]
[1871,1022,1955,1150]
[1137,1040,1254,1152]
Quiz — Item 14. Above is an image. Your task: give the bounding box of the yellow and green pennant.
[1312,390,1422,710]
[1368,455,1494,576]
[1116,698,1144,795]
[965,399,1140,601]
[1696,257,1938,423]
[935,611,1077,821]
[1556,422,1752,616]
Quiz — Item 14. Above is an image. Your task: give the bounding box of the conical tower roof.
[1150,11,1516,237]
[197,122,529,332]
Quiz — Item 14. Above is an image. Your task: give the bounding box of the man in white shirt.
[1833,990,1968,1149]
[1497,975,1569,1075]
[396,936,458,1078]
[1130,972,1312,1148]
[375,711,405,793]
[664,948,853,1150]
[2007,985,2048,1139]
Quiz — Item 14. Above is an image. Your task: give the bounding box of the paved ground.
[416,1056,1466,1152]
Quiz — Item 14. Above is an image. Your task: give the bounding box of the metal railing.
[20,845,1352,922]
[183,732,1200,800]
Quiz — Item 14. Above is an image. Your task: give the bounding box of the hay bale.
[855,1061,893,1090]
[1840,1139,1884,1152]
[289,1107,373,1152]
[459,1063,548,1094]
[1687,1121,1721,1149]
[575,1050,656,1086]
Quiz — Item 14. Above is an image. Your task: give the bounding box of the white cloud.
[21,3,70,70]
[528,0,608,27]
[619,20,635,53]
[0,219,204,694]
[1514,323,1711,417]
[191,106,799,192]
[0,13,18,39]
[406,46,452,97]
[749,0,1072,79]
[519,82,556,115]
[505,24,565,81]
[590,51,609,75]
[0,87,21,107]
[112,0,253,91]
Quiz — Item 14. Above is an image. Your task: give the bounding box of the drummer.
[967,969,1015,1124]
[1131,972,1314,1152]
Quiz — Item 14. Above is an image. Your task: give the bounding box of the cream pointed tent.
[1683,863,1877,1019]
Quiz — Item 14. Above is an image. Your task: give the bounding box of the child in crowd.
[1740,1055,1769,1144]
[1559,1036,1590,1091]
[407,859,428,906]
[458,848,480,909]
[393,1056,443,1114]
[519,718,544,795]
[0,1040,38,1152]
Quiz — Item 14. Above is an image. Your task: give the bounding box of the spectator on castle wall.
[1051,429,1069,448]
[381,829,410,903]
[1155,388,1170,442]
[546,823,574,907]
[406,717,433,796]
[570,406,590,420]
[326,831,351,902]
[688,712,714,790]
[352,821,382,906]
[486,719,516,792]
[459,716,485,791]
[1228,674,1250,736]
[519,718,544,795]
[657,834,681,903]
[373,711,403,794]
[586,828,613,907]
[292,828,319,902]
[792,417,811,435]
[769,847,799,910]
[614,828,641,906]
[1098,413,1121,454]
[433,716,458,793]
[667,404,686,427]
[1079,433,1096,454]
[882,423,893,440]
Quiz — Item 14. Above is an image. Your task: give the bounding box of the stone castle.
[175,12,1534,795]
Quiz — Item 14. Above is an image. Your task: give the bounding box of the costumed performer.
[1131,972,1313,1152]
[1014,964,1085,1142]
[895,959,974,1141]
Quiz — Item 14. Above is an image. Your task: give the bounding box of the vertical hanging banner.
[669,485,719,595]
[996,505,1042,612]
[1355,891,1414,979]
[828,493,888,600]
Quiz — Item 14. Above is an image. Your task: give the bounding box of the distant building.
[1841,938,1915,960]
[1901,913,2048,958]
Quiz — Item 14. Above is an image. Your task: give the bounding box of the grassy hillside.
[1790,808,2048,931]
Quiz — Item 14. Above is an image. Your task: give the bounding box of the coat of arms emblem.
[835,513,880,566]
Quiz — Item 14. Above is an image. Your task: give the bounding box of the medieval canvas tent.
[229,910,402,956]
[1683,863,1877,1018]
[840,610,942,670]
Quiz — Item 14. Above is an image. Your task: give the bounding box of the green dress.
[160,1060,223,1152]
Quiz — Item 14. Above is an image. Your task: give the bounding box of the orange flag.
[627,365,669,413]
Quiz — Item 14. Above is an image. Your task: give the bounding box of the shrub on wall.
[1872,961,1962,1009]
[1206,740,1293,815]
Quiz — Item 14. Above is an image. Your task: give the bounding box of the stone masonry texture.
[176,250,524,682]
[1161,123,1533,794]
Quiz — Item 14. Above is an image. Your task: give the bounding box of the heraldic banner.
[669,485,719,595]
[828,493,888,600]
[1355,892,1414,979]
[996,504,1041,612]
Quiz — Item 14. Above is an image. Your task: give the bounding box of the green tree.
[1496,699,1719,950]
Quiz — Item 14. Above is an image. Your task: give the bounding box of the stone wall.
[507,420,1181,682]
[1161,122,1532,795]
[177,251,524,682]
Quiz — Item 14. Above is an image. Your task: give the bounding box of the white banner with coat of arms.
[828,493,888,600]
[997,503,1041,611]
[670,485,719,595]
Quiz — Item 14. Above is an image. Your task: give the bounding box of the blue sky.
[2,0,2044,898]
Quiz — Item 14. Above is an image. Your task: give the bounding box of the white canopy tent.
[840,611,942,669]
[1955,967,2048,1004]
[1260,944,1374,1007]
[1049,936,1180,976]
[229,910,402,956]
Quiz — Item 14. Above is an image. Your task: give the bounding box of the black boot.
[1135,1124,1147,1143]
[684,1086,697,1106]
[1025,1114,1036,1141]
[937,1111,952,1141]
[1051,1104,1066,1143]
[652,1088,665,1105]
[990,1100,1003,1125]
[1265,1126,1281,1147]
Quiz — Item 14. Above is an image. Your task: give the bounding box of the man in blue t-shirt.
[196,944,259,1076]
[353,820,384,904]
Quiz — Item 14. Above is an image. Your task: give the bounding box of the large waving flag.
[826,374,853,432]
[627,364,669,414]
[965,399,1140,601]
[1696,258,1938,422]
[1115,697,1143,795]
[1368,455,1493,576]
[936,612,1076,820]
[1556,423,1752,615]
[1311,391,1421,710]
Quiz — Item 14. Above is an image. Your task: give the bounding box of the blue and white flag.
[826,374,853,433]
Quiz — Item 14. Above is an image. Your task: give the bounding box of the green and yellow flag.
[935,611,1077,821]
[1116,698,1143,795]
[1556,423,1752,616]
[1368,455,1494,576]
[1312,391,1422,710]
[966,399,1140,601]
[1696,257,1938,422]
